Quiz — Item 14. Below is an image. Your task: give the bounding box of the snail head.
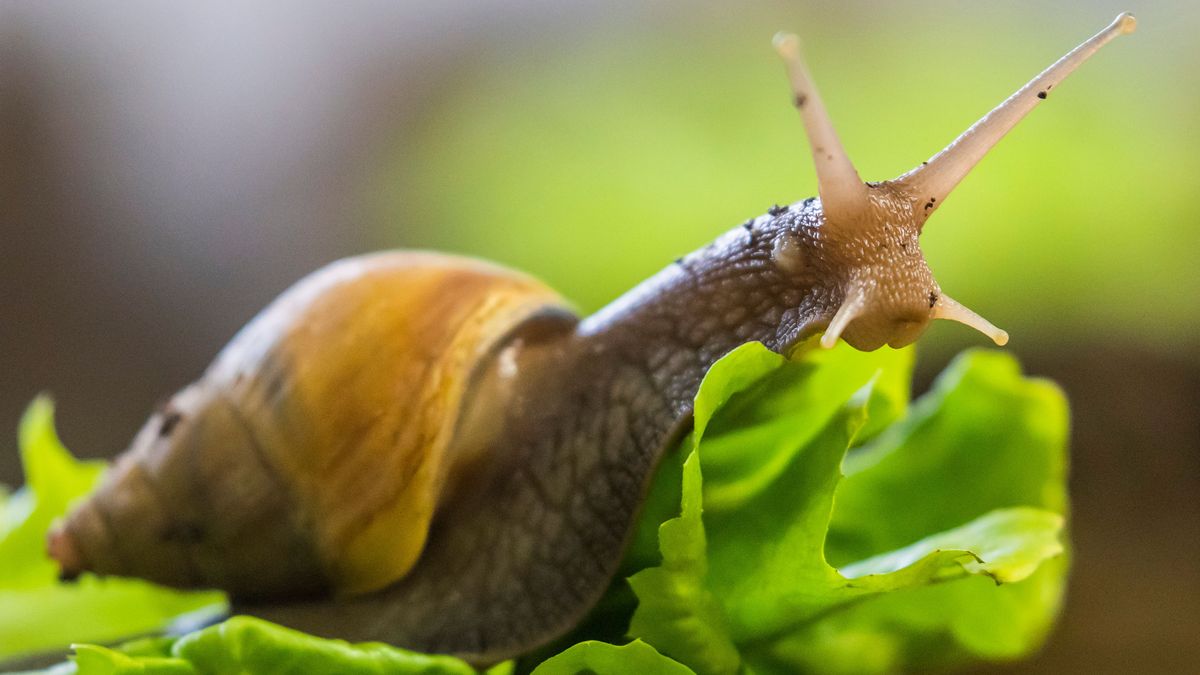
[771,13,1135,350]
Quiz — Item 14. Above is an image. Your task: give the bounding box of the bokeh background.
[1,0,1196,672]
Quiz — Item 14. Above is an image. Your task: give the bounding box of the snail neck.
[576,205,822,420]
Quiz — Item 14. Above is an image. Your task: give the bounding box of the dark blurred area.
[963,347,1200,674]
[1,0,1196,672]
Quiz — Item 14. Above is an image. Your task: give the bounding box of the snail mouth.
[886,319,929,349]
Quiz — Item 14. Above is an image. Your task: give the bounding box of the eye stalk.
[772,32,868,228]
[774,12,1135,349]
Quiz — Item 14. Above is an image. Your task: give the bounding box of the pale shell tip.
[47,524,83,581]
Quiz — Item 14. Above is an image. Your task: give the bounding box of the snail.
[47,13,1134,665]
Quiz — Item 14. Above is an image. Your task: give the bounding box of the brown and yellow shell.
[49,251,573,599]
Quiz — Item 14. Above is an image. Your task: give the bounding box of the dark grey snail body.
[47,13,1134,665]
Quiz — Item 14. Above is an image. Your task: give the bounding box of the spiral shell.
[50,251,572,598]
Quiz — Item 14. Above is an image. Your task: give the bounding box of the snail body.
[49,14,1134,664]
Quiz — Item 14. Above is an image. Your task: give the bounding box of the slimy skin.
[48,13,1134,665]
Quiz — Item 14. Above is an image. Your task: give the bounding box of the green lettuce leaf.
[626,452,740,675]
[627,343,1069,674]
[56,616,492,675]
[815,350,1071,668]
[66,623,694,675]
[0,398,225,662]
[70,643,194,675]
[531,639,693,675]
[0,397,105,589]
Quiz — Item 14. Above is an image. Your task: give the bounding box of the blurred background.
[0,0,1195,672]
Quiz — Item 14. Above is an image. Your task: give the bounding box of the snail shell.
[50,251,573,599]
